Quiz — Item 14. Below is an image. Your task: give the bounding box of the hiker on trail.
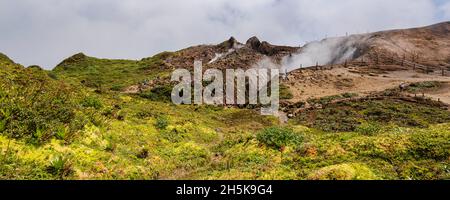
[399,82,408,91]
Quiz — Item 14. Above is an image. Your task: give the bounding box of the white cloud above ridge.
[0,0,448,69]
[440,1,450,19]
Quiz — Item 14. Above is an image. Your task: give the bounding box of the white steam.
[208,43,244,64]
[208,49,235,64]
[282,35,369,72]
[254,57,280,69]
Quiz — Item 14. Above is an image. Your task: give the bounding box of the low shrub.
[81,96,103,109]
[342,93,358,98]
[257,127,302,150]
[155,116,169,130]
[47,154,73,180]
[140,85,173,102]
[408,81,441,93]
[356,122,381,135]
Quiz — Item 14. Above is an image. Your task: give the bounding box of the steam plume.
[282,35,369,72]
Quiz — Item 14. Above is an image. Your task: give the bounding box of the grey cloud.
[440,1,450,19]
[0,0,447,69]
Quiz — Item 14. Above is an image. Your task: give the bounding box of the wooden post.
[316,62,319,70]
[376,53,379,65]
[402,54,405,66]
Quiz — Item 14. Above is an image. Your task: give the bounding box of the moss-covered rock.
[307,163,379,180]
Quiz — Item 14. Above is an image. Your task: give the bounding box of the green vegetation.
[407,81,442,93]
[155,116,169,130]
[307,163,379,180]
[295,98,450,132]
[1,53,449,180]
[257,127,302,150]
[279,84,294,100]
[139,85,173,102]
[0,53,14,65]
[81,96,103,109]
[355,122,381,136]
[307,92,358,105]
[53,52,172,90]
[0,61,101,144]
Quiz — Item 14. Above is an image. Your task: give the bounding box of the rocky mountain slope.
[163,36,298,70]
[360,21,450,67]
[286,21,450,70]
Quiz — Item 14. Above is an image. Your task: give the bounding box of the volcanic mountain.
[1,22,450,181]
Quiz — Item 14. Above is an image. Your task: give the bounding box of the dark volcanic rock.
[246,36,261,50]
[259,41,274,55]
[246,36,297,56]
[220,36,240,49]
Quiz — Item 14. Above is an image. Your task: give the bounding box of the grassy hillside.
[0,53,21,69]
[0,53,105,144]
[1,52,449,180]
[52,52,173,91]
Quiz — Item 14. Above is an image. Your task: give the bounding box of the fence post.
[402,54,405,66]
[376,53,379,65]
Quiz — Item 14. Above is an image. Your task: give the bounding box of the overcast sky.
[0,0,449,69]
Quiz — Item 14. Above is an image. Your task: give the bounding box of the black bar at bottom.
[0,181,447,199]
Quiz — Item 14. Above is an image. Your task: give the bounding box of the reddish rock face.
[163,36,299,71]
